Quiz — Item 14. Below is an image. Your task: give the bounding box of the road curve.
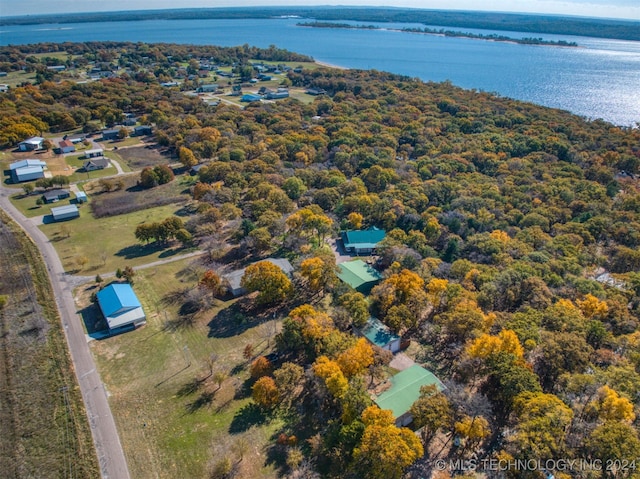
[0,183,130,479]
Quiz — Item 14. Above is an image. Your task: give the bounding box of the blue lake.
[1,17,639,126]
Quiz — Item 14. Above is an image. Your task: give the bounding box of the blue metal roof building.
[96,283,146,330]
[341,227,386,255]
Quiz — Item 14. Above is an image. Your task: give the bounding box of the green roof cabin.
[337,259,382,294]
[374,364,444,426]
[96,283,146,331]
[341,227,386,255]
[360,317,401,353]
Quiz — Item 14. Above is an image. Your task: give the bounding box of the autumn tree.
[337,291,369,328]
[250,356,273,379]
[299,255,338,295]
[241,261,293,305]
[178,145,198,168]
[199,270,225,299]
[410,384,452,446]
[336,338,374,378]
[313,356,348,399]
[252,376,280,409]
[352,406,423,479]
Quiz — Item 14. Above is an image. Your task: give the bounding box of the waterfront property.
[96,283,146,330]
[374,364,444,426]
[359,317,401,353]
[224,258,294,297]
[337,259,382,294]
[341,227,386,255]
[51,204,79,221]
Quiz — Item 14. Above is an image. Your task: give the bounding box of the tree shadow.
[228,402,267,434]
[176,377,205,398]
[185,391,214,414]
[115,242,165,259]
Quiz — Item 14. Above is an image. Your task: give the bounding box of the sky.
[1,0,640,20]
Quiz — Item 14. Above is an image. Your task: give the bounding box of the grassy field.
[82,258,285,479]
[40,203,191,274]
[0,210,99,478]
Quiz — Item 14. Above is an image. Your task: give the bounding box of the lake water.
[1,17,639,126]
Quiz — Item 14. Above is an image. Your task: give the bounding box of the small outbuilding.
[224,258,294,297]
[133,125,153,136]
[75,191,88,203]
[360,317,401,353]
[374,365,444,427]
[43,189,70,203]
[96,283,146,331]
[337,259,382,294]
[51,204,79,221]
[341,227,386,255]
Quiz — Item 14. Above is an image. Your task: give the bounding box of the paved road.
[0,184,130,479]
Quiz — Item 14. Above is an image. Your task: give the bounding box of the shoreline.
[315,60,347,70]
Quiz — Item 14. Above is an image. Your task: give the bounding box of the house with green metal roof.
[374,364,444,426]
[341,227,386,255]
[96,283,146,331]
[337,259,382,294]
[360,317,401,353]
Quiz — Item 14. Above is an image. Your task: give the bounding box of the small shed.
[360,317,401,353]
[51,204,79,221]
[84,148,104,158]
[224,258,294,297]
[75,191,88,203]
[43,189,70,203]
[341,227,386,255]
[374,365,444,427]
[96,283,146,330]
[337,259,382,294]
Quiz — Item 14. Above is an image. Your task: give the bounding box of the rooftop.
[342,227,386,249]
[337,259,382,291]
[9,159,46,170]
[374,365,444,419]
[361,317,400,349]
[96,283,142,318]
[50,204,79,216]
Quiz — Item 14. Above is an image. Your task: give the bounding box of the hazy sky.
[2,0,640,20]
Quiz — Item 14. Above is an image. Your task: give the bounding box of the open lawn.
[0,211,98,478]
[0,70,37,87]
[9,190,75,218]
[81,258,285,479]
[40,203,192,274]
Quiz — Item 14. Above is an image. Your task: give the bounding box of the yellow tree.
[467,329,524,360]
[299,256,337,294]
[588,385,635,422]
[352,406,424,479]
[199,270,225,298]
[337,338,374,378]
[347,212,363,229]
[241,261,293,304]
[178,145,198,168]
[252,376,280,409]
[313,356,348,399]
[454,415,490,454]
[576,294,608,320]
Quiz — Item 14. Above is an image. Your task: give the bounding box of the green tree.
[410,384,452,446]
[338,291,369,328]
[241,261,293,305]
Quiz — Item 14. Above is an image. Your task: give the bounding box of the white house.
[18,136,44,151]
[51,204,79,221]
[96,283,146,330]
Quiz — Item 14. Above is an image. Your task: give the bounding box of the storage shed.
[360,317,401,353]
[51,204,79,221]
[96,283,146,330]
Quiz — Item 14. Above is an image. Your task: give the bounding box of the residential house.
[83,148,104,159]
[359,317,401,353]
[96,283,146,331]
[83,157,110,171]
[306,87,326,96]
[265,88,289,100]
[133,125,153,136]
[341,227,386,255]
[58,139,76,154]
[197,83,218,93]
[43,189,70,203]
[224,258,294,297]
[337,259,382,294]
[51,204,79,221]
[101,129,120,141]
[374,365,445,427]
[18,136,44,151]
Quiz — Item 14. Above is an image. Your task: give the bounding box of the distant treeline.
[298,21,579,47]
[2,7,640,42]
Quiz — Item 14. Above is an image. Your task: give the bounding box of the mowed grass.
[40,203,189,274]
[86,259,284,479]
[9,190,75,218]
